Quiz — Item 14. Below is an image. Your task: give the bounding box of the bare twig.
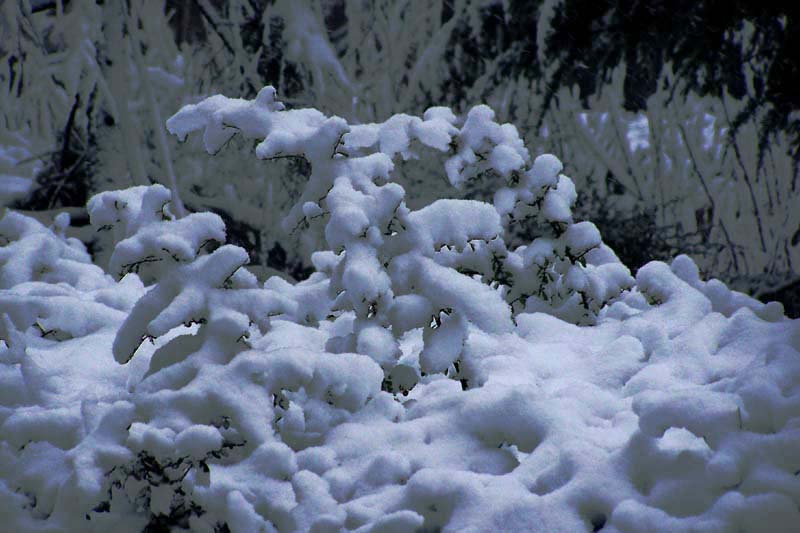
[125,3,186,217]
[193,0,235,56]
[721,96,767,253]
[677,122,739,272]
[48,152,87,210]
[60,93,80,170]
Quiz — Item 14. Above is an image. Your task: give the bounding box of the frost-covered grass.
[1,89,799,532]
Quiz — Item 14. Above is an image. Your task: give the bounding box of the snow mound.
[2,249,797,532]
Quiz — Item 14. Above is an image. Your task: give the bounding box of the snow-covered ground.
[1,239,797,532]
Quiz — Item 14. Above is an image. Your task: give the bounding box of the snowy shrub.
[1,86,799,533]
[507,68,800,304]
[1,86,630,528]
[0,210,120,364]
[87,184,225,283]
[5,0,794,309]
[166,87,632,391]
[0,210,106,290]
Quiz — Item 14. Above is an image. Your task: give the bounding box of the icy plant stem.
[126,3,186,218]
[677,121,740,273]
[104,3,148,186]
[721,94,766,254]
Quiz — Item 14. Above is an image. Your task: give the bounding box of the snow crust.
[1,89,798,533]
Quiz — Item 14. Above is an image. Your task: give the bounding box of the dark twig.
[193,0,236,56]
[721,98,767,254]
[677,122,739,272]
[60,93,81,171]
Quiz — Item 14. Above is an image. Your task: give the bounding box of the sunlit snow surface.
[1,247,798,532]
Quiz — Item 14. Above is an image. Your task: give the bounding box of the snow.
[0,174,33,202]
[175,425,224,458]
[1,90,799,533]
[444,104,530,189]
[0,210,111,291]
[2,265,799,530]
[564,221,602,256]
[528,153,563,190]
[0,134,42,206]
[541,174,578,223]
[626,114,651,152]
[87,184,174,239]
[406,198,502,252]
[107,212,227,280]
[419,310,467,374]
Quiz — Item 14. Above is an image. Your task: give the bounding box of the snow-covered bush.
[166,87,632,390]
[0,210,105,290]
[5,0,794,309]
[87,184,225,283]
[0,209,120,364]
[493,65,800,303]
[1,87,799,533]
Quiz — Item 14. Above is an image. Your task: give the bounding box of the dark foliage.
[539,0,799,158]
[89,451,209,531]
[266,241,313,281]
[88,435,246,531]
[15,92,96,211]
